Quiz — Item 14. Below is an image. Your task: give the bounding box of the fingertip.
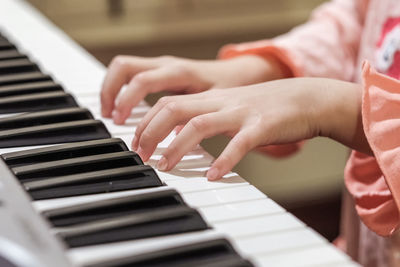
[112,110,126,125]
[207,167,221,181]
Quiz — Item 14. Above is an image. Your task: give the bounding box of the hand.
[132,77,370,180]
[101,54,289,124]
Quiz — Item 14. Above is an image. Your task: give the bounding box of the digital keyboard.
[0,1,360,266]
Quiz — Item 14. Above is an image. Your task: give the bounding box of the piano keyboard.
[0,1,360,267]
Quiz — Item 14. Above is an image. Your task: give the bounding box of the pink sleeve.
[219,0,366,157]
[219,0,367,81]
[345,62,400,236]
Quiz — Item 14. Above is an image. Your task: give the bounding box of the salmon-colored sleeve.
[219,0,366,81]
[345,62,400,236]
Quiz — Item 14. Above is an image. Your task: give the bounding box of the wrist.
[312,79,372,154]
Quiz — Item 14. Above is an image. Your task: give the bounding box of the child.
[100,0,400,266]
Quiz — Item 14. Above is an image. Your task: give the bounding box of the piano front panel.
[0,1,359,267]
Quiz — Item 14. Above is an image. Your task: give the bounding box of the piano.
[0,0,360,266]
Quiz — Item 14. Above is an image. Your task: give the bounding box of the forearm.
[212,54,292,88]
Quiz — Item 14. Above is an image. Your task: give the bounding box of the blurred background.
[27,0,348,242]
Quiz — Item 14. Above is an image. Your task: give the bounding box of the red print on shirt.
[376,17,400,79]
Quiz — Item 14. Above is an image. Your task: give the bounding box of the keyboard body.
[0,0,360,266]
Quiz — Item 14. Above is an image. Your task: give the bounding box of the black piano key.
[0,107,92,130]
[2,138,129,167]
[0,108,110,147]
[0,71,52,86]
[12,151,142,181]
[25,164,155,190]
[0,81,63,97]
[0,40,14,50]
[24,165,162,200]
[85,239,254,267]
[0,119,109,148]
[0,58,39,74]
[0,91,78,114]
[55,206,209,248]
[0,49,25,61]
[44,189,184,226]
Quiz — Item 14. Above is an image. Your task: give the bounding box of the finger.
[155,111,238,171]
[133,91,208,151]
[136,100,219,161]
[111,78,147,125]
[100,56,158,117]
[113,66,194,124]
[207,128,260,180]
[132,95,176,151]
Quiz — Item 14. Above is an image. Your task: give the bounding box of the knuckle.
[110,55,128,69]
[164,102,181,115]
[158,55,175,63]
[157,96,172,107]
[133,72,151,86]
[189,116,208,132]
[170,62,192,77]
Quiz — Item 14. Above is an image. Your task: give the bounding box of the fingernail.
[207,167,220,180]
[156,156,168,171]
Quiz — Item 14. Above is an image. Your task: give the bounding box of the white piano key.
[155,166,232,181]
[314,262,361,267]
[253,245,355,267]
[214,212,305,238]
[156,157,213,171]
[165,176,248,193]
[101,119,136,135]
[61,82,102,98]
[182,185,266,208]
[233,228,326,256]
[200,198,284,223]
